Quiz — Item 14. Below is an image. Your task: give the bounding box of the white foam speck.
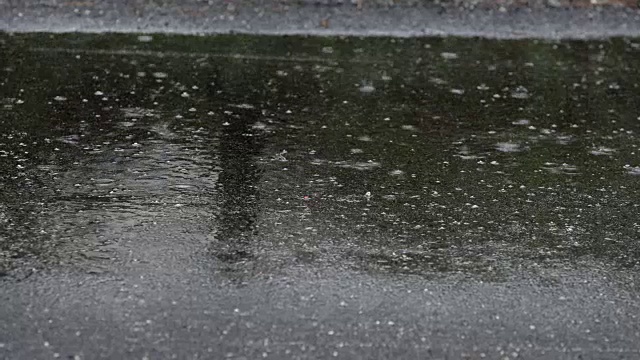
[137,35,153,42]
[359,84,375,93]
[231,103,255,109]
[152,72,168,79]
[441,52,458,60]
[625,165,640,176]
[495,142,521,153]
[590,147,616,156]
[512,119,530,126]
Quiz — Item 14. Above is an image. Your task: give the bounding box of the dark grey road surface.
[1,33,640,359]
[2,0,640,39]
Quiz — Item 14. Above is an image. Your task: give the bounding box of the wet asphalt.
[2,0,640,39]
[1,33,640,359]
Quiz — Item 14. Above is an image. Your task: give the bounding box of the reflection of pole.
[212,107,262,264]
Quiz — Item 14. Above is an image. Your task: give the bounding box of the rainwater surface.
[1,33,640,359]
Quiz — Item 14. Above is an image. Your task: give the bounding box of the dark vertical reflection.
[210,102,264,268]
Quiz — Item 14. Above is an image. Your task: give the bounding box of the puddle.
[1,33,639,279]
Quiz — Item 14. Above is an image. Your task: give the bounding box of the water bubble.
[510,86,530,99]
